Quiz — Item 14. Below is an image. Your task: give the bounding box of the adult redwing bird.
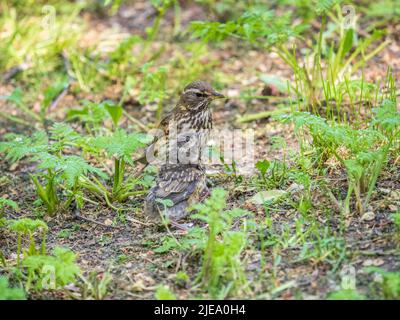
[144,81,224,222]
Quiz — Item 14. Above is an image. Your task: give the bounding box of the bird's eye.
[195,92,204,97]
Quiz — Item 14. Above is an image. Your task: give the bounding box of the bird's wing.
[154,165,204,204]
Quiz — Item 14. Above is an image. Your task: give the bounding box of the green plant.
[8,218,48,268]
[191,7,301,45]
[155,226,207,254]
[191,188,251,298]
[67,99,127,134]
[327,289,365,300]
[0,277,25,300]
[0,123,111,215]
[0,3,84,126]
[0,123,107,214]
[22,247,81,291]
[256,159,270,186]
[282,99,399,214]
[155,285,177,300]
[82,128,153,203]
[366,267,400,300]
[154,189,252,298]
[190,3,386,121]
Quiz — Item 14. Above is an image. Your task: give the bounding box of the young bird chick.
[144,81,224,222]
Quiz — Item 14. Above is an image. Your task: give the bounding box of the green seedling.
[8,218,48,268]
[22,247,81,291]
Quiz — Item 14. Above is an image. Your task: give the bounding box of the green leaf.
[342,28,354,57]
[30,175,51,207]
[315,0,341,15]
[8,218,48,235]
[93,129,152,164]
[103,100,123,127]
[256,159,270,176]
[0,131,48,163]
[60,156,107,187]
[22,247,81,290]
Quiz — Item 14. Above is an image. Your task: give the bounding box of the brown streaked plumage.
[144,80,224,222]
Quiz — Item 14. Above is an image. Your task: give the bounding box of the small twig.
[48,84,70,112]
[125,216,152,226]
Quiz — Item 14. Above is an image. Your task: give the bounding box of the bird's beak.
[210,90,225,100]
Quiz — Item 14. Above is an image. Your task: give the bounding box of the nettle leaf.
[93,129,152,163]
[34,152,59,171]
[0,131,48,163]
[49,123,81,143]
[8,218,48,235]
[315,0,342,15]
[34,153,106,186]
[60,156,107,187]
[190,9,301,47]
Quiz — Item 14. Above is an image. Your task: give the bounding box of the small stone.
[390,190,400,200]
[361,211,375,221]
[379,188,391,194]
[104,218,113,226]
[363,258,384,267]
